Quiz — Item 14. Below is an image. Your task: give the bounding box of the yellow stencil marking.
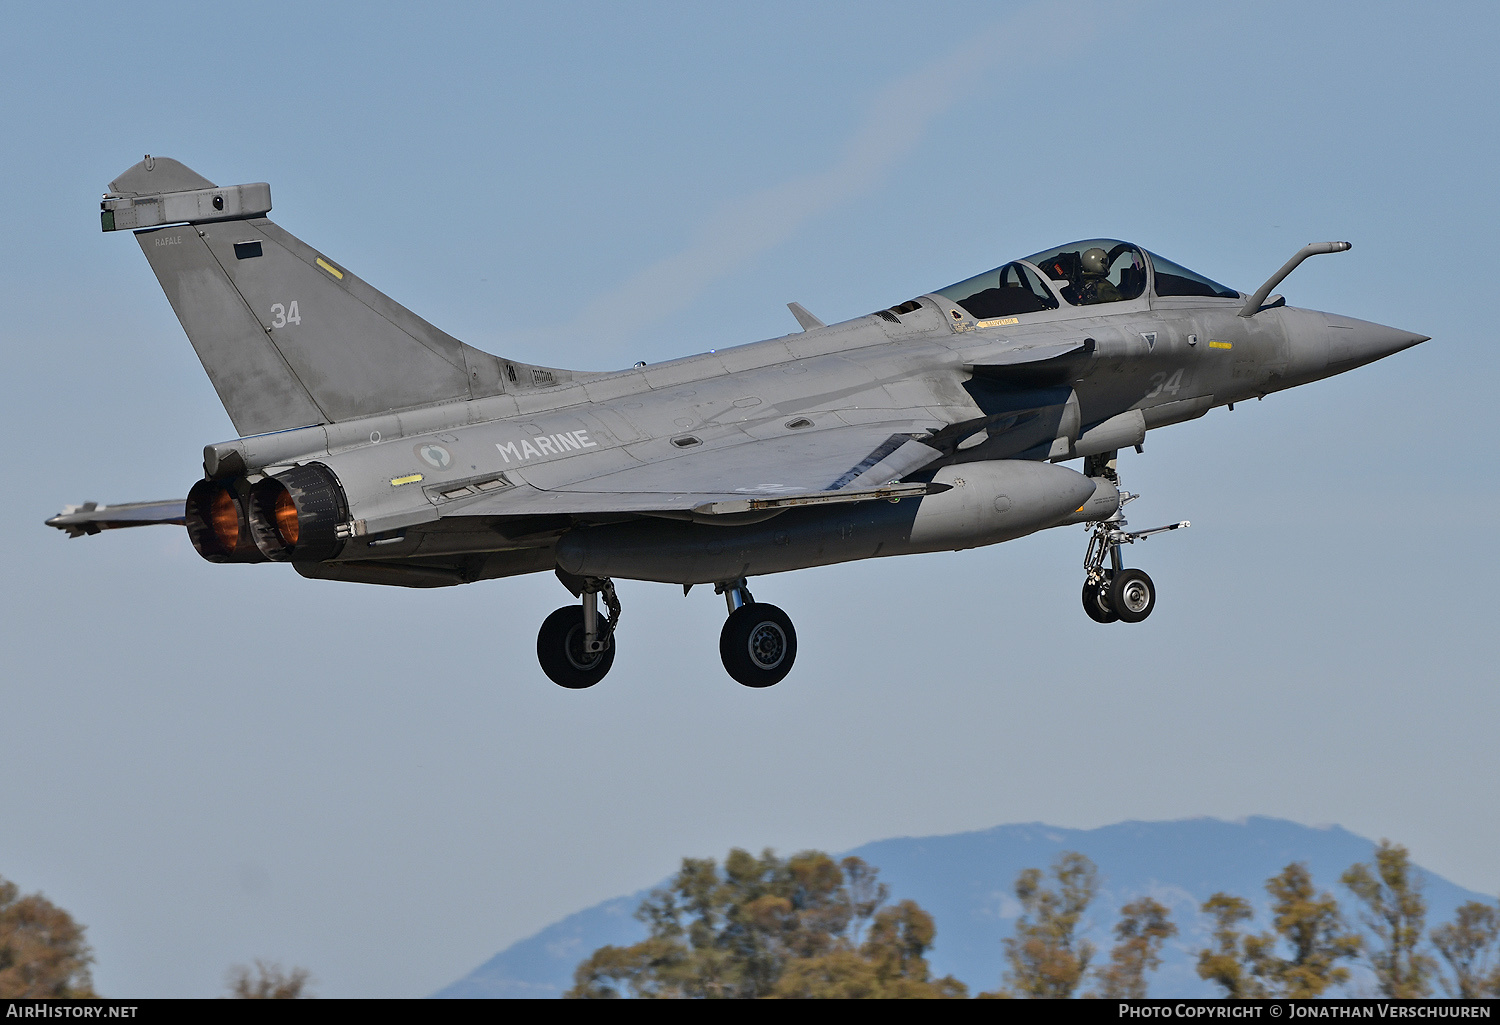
[1209,340,1232,350]
[316,257,344,280]
[390,473,424,486]
[975,317,1020,328]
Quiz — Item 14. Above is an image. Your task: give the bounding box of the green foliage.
[987,851,1099,998]
[0,875,96,999]
[1197,893,1262,999]
[225,960,313,999]
[1431,899,1500,998]
[1090,897,1177,998]
[567,849,964,999]
[1196,863,1360,998]
[772,900,967,998]
[1257,862,1361,997]
[568,836,1500,1001]
[1341,841,1435,997]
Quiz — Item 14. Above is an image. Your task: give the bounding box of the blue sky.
[2,1,1496,997]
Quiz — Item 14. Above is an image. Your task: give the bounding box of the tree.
[567,848,963,998]
[1431,900,1500,998]
[1197,893,1264,999]
[1091,897,1177,998]
[1256,862,1362,997]
[1342,841,1435,997]
[225,960,313,998]
[987,851,1099,998]
[0,875,96,998]
[771,900,967,998]
[1197,864,1360,999]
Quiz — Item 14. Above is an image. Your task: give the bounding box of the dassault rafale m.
[50,157,1427,688]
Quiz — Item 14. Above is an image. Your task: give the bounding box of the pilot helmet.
[1081,247,1111,277]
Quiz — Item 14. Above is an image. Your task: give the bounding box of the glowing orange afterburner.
[273,489,300,546]
[209,488,239,549]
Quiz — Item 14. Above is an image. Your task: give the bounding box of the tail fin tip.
[104,155,589,437]
[109,155,216,196]
[102,155,269,233]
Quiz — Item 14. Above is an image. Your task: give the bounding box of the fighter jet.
[50,156,1427,688]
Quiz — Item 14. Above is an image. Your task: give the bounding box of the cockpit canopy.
[1026,240,1147,306]
[933,261,1059,319]
[933,239,1239,319]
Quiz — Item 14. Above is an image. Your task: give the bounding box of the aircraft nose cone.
[1364,324,1429,356]
[1326,315,1429,369]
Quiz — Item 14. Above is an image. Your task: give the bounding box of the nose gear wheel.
[1110,568,1156,623]
[1082,574,1119,623]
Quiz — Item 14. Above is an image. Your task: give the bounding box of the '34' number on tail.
[270,302,301,328]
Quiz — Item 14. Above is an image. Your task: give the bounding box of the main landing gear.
[716,579,797,688]
[1080,453,1188,625]
[536,572,799,688]
[537,575,620,688]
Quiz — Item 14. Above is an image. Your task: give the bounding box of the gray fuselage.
[213,273,1420,589]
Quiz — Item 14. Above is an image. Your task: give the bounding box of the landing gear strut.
[538,576,621,688]
[1080,452,1188,625]
[716,579,797,687]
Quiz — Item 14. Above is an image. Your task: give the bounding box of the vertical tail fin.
[105,156,579,437]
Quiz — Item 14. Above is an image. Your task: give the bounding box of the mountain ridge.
[433,816,1489,998]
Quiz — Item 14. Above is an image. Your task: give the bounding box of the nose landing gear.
[1082,576,1120,623]
[1109,567,1156,623]
[716,579,797,687]
[1080,454,1187,625]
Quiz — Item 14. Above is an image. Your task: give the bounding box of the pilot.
[1076,247,1123,305]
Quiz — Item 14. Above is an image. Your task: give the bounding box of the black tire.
[1082,577,1119,623]
[719,603,797,688]
[1110,568,1156,624]
[537,605,615,689]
